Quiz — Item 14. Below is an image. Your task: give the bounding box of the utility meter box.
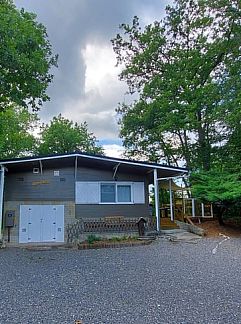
[5,210,15,227]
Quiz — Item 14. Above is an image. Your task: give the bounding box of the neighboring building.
[0,153,187,245]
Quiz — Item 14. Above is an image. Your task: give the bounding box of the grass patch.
[108,235,138,242]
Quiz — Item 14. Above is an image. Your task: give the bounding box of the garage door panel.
[42,207,55,242]
[19,206,30,243]
[29,206,42,243]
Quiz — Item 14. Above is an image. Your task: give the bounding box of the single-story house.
[0,152,187,244]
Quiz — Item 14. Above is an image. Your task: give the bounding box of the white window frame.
[75,181,145,205]
[99,182,134,205]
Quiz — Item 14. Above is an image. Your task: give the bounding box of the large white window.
[101,183,132,203]
[75,181,145,204]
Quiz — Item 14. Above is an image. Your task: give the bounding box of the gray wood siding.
[75,204,150,219]
[4,165,150,207]
[4,168,75,201]
[77,167,145,182]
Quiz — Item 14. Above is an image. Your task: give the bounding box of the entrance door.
[19,205,64,243]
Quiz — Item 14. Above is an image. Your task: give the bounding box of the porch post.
[192,198,195,217]
[169,179,174,221]
[201,203,205,218]
[0,165,5,240]
[154,169,160,232]
[211,204,214,217]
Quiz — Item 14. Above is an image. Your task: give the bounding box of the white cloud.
[103,144,125,158]
[58,42,126,139]
[82,43,121,93]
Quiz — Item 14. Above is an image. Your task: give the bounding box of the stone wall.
[66,217,156,243]
[175,220,206,236]
[66,219,85,243]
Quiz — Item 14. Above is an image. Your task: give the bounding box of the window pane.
[101,184,115,202]
[117,185,131,202]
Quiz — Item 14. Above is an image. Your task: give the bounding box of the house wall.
[4,168,75,201]
[75,204,149,219]
[76,167,145,182]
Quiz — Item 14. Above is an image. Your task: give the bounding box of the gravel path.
[0,237,241,324]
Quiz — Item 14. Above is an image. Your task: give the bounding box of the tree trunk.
[217,206,226,226]
[197,111,211,171]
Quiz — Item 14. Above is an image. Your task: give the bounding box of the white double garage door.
[19,205,64,243]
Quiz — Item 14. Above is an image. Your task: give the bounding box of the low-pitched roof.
[0,152,188,179]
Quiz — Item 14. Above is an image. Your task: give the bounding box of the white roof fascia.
[157,175,188,181]
[0,153,188,174]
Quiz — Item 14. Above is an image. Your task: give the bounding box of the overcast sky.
[14,0,171,157]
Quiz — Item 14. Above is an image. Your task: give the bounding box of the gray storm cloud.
[14,0,170,140]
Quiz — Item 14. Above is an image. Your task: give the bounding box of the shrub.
[86,234,101,245]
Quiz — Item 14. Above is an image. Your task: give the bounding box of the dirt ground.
[198,219,241,238]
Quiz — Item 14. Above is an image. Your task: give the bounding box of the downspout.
[39,160,43,175]
[169,179,174,221]
[0,165,5,240]
[75,156,78,180]
[154,169,160,232]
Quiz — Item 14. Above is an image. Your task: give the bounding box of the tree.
[112,0,241,170]
[37,114,104,155]
[0,106,38,159]
[191,170,241,225]
[0,0,57,111]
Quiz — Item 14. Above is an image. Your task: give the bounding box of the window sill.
[99,202,134,205]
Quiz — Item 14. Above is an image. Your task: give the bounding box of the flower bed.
[76,235,155,250]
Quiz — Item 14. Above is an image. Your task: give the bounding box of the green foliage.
[191,170,241,203]
[0,0,57,111]
[37,114,104,155]
[86,235,137,244]
[159,188,170,205]
[0,106,38,159]
[86,234,101,245]
[112,0,241,170]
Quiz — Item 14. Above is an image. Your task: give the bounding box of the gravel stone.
[0,237,241,323]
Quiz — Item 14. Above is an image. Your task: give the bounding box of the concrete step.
[160,228,202,242]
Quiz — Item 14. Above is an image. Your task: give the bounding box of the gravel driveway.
[0,237,241,324]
